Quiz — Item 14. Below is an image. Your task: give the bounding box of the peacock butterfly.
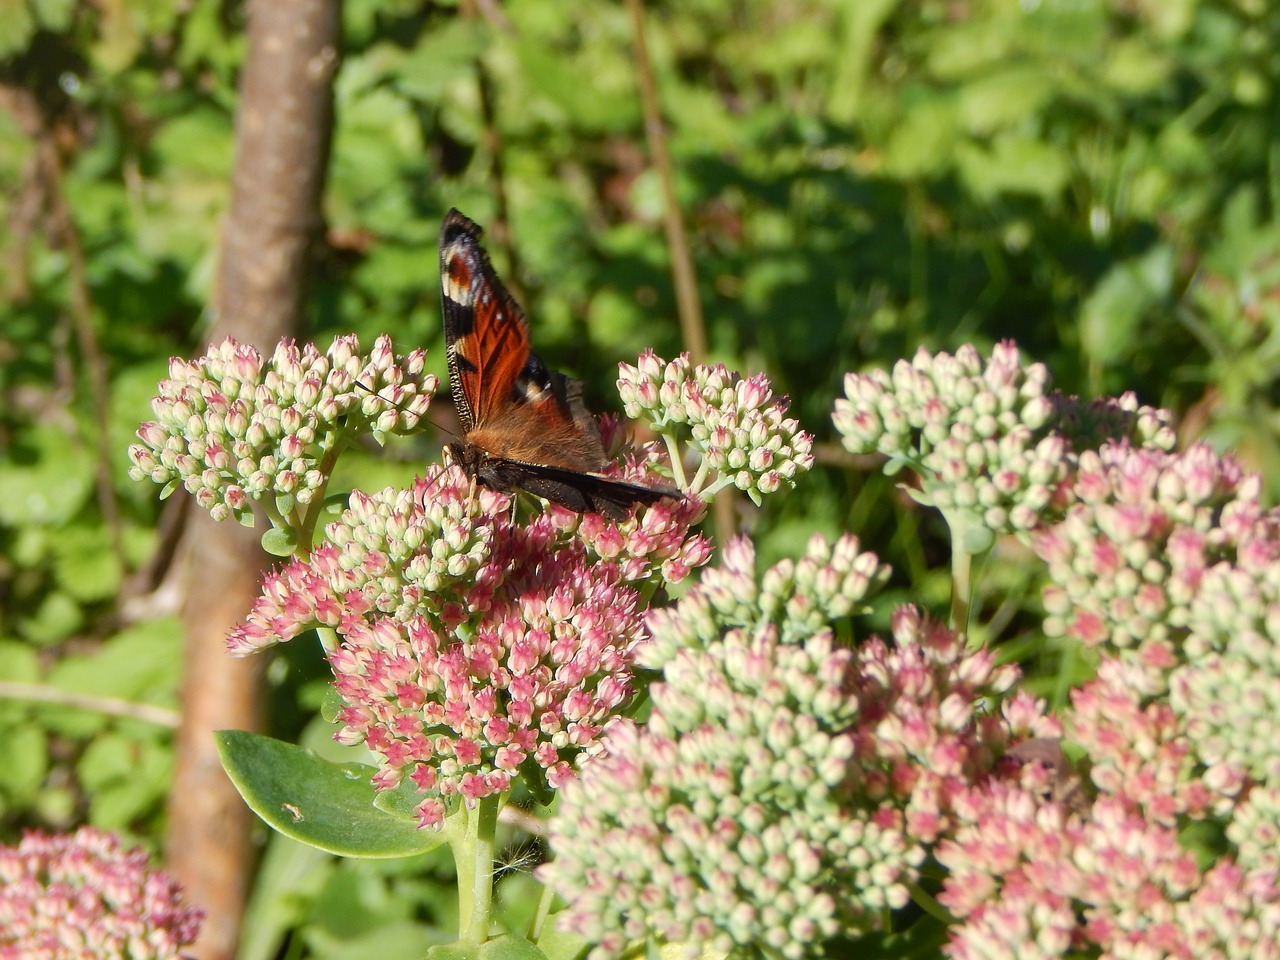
[439,209,679,520]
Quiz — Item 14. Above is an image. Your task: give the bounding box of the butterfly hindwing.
[439,208,680,517]
[447,442,672,521]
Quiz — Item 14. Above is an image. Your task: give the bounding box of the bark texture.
[165,3,342,957]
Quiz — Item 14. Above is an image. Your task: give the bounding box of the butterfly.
[439,208,680,520]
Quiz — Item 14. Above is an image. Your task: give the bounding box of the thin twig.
[460,0,522,301]
[0,681,181,728]
[626,0,738,540]
[3,152,42,303]
[625,0,708,365]
[473,0,513,32]
[38,128,126,562]
[0,85,125,564]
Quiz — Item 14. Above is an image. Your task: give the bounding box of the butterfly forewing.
[439,210,538,434]
[438,208,680,517]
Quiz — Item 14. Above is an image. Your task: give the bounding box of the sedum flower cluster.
[228,465,710,828]
[932,428,1280,959]
[1229,784,1280,875]
[1035,441,1277,661]
[617,350,815,504]
[127,335,435,524]
[0,827,203,960]
[939,652,1280,960]
[1171,494,1280,787]
[544,450,710,590]
[542,538,1053,959]
[834,341,1173,543]
[941,786,1280,960]
[130,331,1280,956]
[1069,655,1234,824]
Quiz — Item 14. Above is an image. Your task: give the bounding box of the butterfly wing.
[439,208,680,517]
[440,209,533,435]
[440,209,607,472]
[497,462,679,521]
[445,437,677,520]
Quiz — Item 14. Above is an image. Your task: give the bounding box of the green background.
[2,0,1279,955]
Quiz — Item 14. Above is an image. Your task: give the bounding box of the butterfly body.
[440,209,678,520]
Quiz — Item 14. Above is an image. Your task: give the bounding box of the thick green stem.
[258,496,290,536]
[950,543,973,642]
[661,431,687,489]
[291,437,345,554]
[526,880,556,943]
[939,506,993,646]
[452,795,501,944]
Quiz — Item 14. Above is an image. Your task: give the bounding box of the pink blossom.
[0,827,203,960]
[229,463,707,828]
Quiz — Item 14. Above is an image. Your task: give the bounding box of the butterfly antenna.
[355,377,465,443]
[351,381,462,509]
[352,378,401,409]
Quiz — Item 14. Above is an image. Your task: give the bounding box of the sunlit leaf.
[216,730,451,858]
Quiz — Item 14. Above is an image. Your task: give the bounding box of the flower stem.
[292,438,345,554]
[525,880,556,942]
[453,795,500,944]
[940,506,993,645]
[661,430,687,489]
[950,544,973,642]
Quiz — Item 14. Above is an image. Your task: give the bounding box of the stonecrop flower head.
[1068,653,1234,825]
[226,469,500,655]
[1228,784,1280,875]
[547,499,712,591]
[940,775,1280,959]
[128,335,435,524]
[1172,649,1280,790]
[542,538,1047,959]
[228,465,710,828]
[1164,507,1280,788]
[833,341,1174,544]
[0,827,203,960]
[1032,433,1280,809]
[1035,440,1276,661]
[938,630,1280,960]
[617,350,815,504]
[640,531,890,666]
[942,788,1230,960]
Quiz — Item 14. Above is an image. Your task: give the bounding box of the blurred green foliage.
[3,0,1280,954]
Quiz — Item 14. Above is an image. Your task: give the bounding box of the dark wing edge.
[486,457,681,521]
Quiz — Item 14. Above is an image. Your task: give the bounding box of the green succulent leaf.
[215,730,449,858]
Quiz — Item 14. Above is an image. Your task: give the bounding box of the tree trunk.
[165,3,342,958]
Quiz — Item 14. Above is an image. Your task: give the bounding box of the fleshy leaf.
[478,935,550,960]
[215,730,448,857]
[275,491,296,517]
[261,526,298,557]
[534,924,590,960]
